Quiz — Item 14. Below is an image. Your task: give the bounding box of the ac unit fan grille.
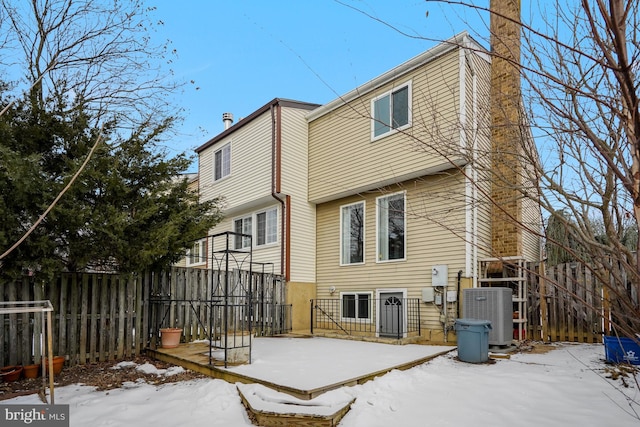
[462,288,513,346]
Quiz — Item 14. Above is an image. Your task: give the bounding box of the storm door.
[379,292,403,338]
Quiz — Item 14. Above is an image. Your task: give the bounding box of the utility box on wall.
[422,287,435,303]
[432,264,448,287]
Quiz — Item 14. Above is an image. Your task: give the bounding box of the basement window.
[341,292,372,321]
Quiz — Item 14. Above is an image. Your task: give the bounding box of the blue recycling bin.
[455,318,492,363]
[603,336,640,365]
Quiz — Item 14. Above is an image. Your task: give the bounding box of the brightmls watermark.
[1,405,69,426]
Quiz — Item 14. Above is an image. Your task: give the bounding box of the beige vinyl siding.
[199,112,273,208]
[468,51,494,265]
[316,173,468,330]
[520,139,542,263]
[309,49,464,204]
[197,103,317,280]
[280,107,316,283]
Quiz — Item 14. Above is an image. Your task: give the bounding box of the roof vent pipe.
[222,112,234,130]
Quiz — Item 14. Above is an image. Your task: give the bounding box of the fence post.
[395,299,399,339]
[540,264,549,342]
[417,299,421,337]
[310,299,314,334]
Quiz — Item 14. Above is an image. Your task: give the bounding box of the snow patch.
[237,383,354,417]
[111,361,137,370]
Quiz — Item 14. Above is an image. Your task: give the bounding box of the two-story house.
[193,30,540,343]
[307,31,540,342]
[194,98,320,328]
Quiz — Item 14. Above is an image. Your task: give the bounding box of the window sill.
[376,258,406,264]
[371,123,411,142]
[339,262,365,267]
[213,174,231,183]
[255,242,278,250]
[340,318,373,324]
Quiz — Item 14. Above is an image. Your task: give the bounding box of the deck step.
[237,383,355,427]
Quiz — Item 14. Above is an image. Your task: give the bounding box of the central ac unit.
[463,287,513,346]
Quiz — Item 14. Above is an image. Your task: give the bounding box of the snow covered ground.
[4,339,639,427]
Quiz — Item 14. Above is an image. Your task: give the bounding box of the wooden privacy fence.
[527,262,603,343]
[0,267,288,367]
[0,272,148,367]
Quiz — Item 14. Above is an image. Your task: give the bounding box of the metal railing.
[311,298,421,339]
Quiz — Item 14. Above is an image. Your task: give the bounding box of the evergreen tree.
[0,1,223,279]
[0,93,222,279]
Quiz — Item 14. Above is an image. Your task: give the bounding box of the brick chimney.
[490,0,523,258]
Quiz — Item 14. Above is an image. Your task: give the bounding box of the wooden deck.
[149,341,329,400]
[147,340,452,401]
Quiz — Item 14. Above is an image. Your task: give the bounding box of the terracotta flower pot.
[160,327,183,348]
[23,364,40,379]
[1,365,23,382]
[44,356,65,375]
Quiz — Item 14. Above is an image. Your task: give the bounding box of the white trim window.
[186,239,206,266]
[214,142,231,181]
[234,207,278,249]
[234,216,252,249]
[256,207,278,246]
[341,292,372,321]
[371,82,412,140]
[376,192,406,262]
[340,201,365,265]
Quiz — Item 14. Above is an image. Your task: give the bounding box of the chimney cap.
[222,112,234,130]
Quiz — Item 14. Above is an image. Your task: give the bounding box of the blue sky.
[151,1,490,168]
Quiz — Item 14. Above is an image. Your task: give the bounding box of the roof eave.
[307,31,485,122]
[195,98,320,154]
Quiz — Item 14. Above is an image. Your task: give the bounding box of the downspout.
[463,40,480,288]
[457,269,463,317]
[472,53,479,288]
[271,103,288,280]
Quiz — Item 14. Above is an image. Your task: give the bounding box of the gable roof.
[307,31,488,122]
[195,98,320,153]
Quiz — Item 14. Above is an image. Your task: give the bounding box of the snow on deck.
[222,336,453,390]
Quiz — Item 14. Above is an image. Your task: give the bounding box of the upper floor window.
[234,216,252,249]
[256,208,278,246]
[377,192,406,262]
[186,239,206,266]
[371,82,411,140]
[340,201,364,265]
[214,143,231,181]
[233,207,278,249]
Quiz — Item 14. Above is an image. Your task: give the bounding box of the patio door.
[379,292,403,338]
